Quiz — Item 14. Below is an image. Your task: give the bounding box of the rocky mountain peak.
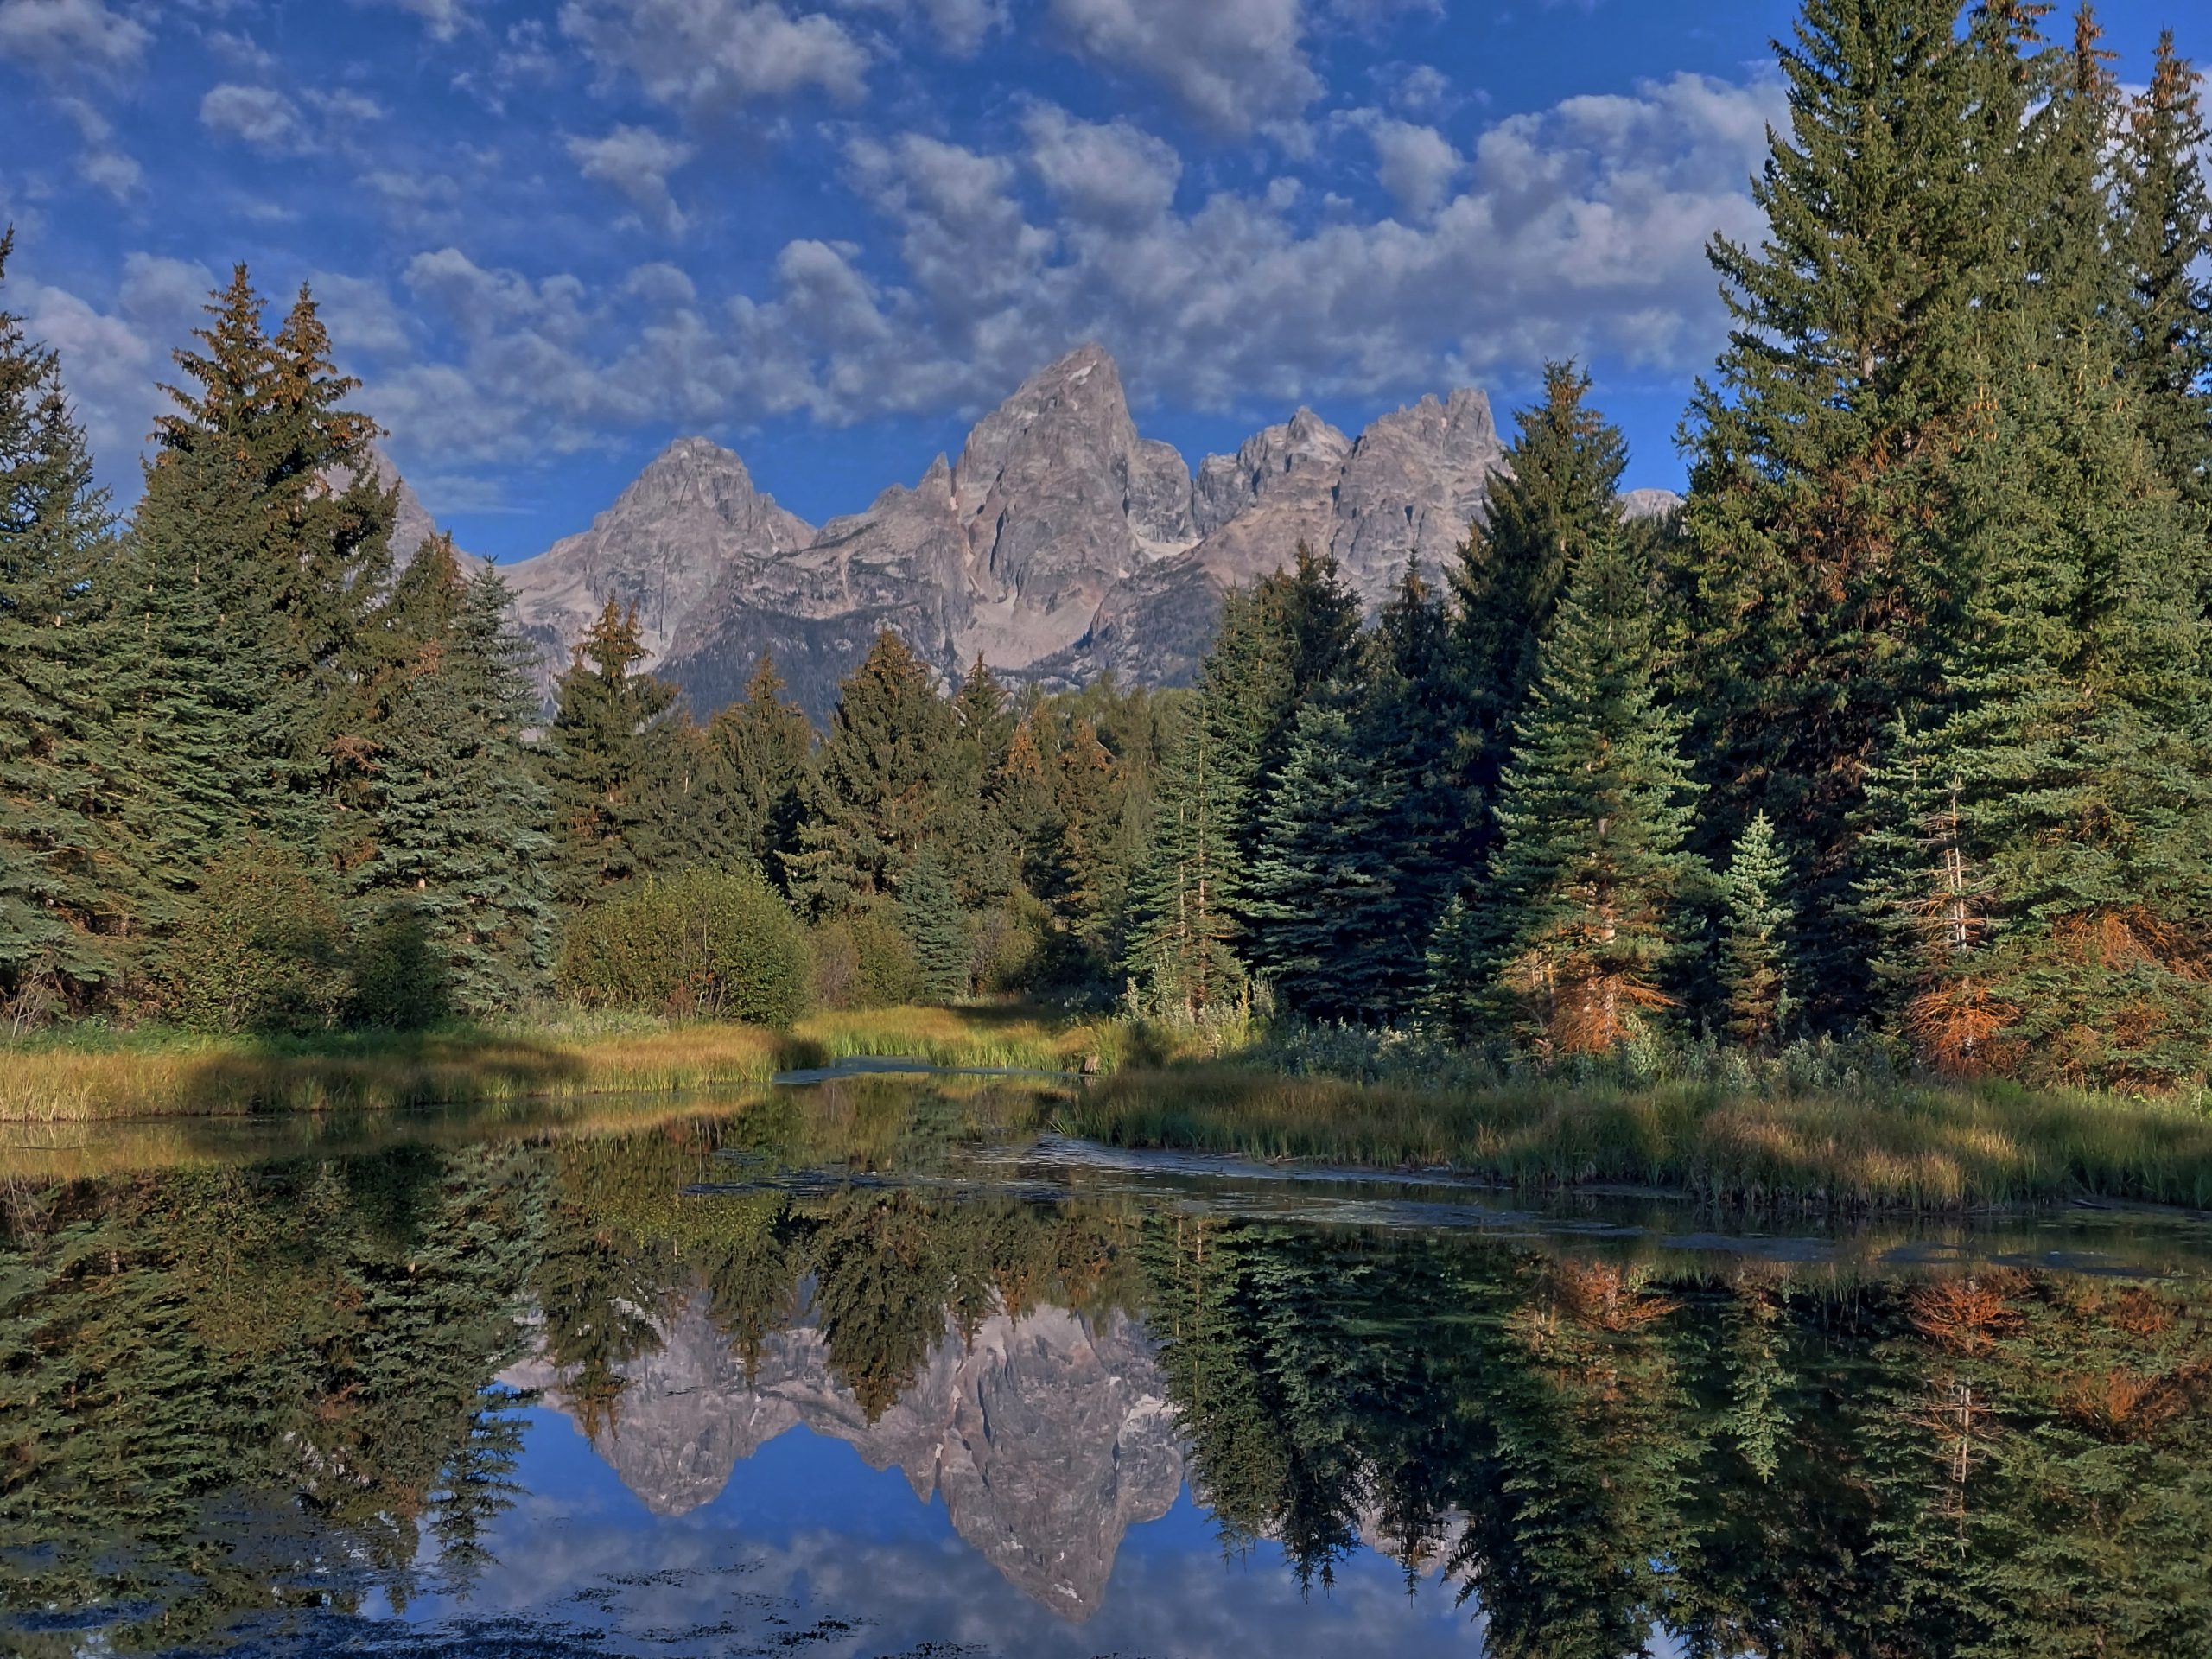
[498,433,816,689]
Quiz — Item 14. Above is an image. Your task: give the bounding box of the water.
[5,1075,2211,1657]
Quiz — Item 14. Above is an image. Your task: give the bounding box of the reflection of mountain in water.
[506,1292,1183,1620]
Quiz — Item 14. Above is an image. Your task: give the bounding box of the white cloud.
[568,124,695,235]
[1047,0,1319,132]
[558,0,873,111]
[308,270,414,359]
[348,0,475,39]
[834,0,1006,56]
[1345,110,1461,218]
[0,0,148,83]
[199,82,312,154]
[1021,103,1182,228]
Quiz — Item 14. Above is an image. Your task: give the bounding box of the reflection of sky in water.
[327,1408,1491,1657]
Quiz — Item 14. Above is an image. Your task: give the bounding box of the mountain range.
[401,345,1677,718]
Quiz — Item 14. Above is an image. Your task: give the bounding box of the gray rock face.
[499,435,815,692]
[1620,486,1685,521]
[504,1293,1184,1622]
[505,346,1675,717]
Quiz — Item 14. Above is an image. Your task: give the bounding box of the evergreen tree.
[899,854,970,1001]
[1124,698,1246,1019]
[543,600,676,908]
[112,267,396,918]
[1673,0,1989,1024]
[946,655,1019,902]
[1450,362,1627,862]
[2117,30,2212,505]
[1861,329,2212,1084]
[1719,812,1798,1052]
[784,628,957,916]
[1245,697,1402,1020]
[707,654,815,874]
[0,228,120,1014]
[1046,715,1128,968]
[352,543,555,1014]
[1465,533,1706,1056]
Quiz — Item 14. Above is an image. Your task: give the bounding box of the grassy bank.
[1058,1062,2212,1211]
[0,1004,1122,1122]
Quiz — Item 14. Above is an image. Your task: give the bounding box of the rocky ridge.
[389,345,1678,716]
[503,1293,1183,1622]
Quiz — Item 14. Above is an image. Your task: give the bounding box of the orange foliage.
[1551,1260,1681,1332]
[1908,1273,2024,1356]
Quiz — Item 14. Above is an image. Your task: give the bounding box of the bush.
[852,906,921,1006]
[558,865,810,1026]
[809,918,863,1010]
[158,844,350,1035]
[350,901,451,1031]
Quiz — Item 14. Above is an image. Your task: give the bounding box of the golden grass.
[1059,1064,2212,1211]
[0,1004,1120,1124]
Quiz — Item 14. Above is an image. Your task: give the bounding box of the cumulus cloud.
[7,251,218,485]
[348,0,476,39]
[834,0,1007,56]
[0,0,148,83]
[1047,0,1319,132]
[1344,111,1462,218]
[199,83,313,154]
[1021,104,1182,228]
[558,0,873,111]
[568,124,695,234]
[324,71,1780,473]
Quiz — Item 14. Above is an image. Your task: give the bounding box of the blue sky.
[2,0,2205,563]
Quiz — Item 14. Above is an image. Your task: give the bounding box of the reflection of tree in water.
[8,1109,2212,1658]
[0,1144,543,1654]
[1143,1218,2212,1658]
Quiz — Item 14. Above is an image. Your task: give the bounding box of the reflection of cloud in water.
[379,1453,1492,1658]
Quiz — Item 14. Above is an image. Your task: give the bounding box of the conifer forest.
[9,3,2212,1100]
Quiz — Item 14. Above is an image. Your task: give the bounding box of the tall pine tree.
[0,228,120,1014]
[1673,0,1990,1024]
[543,600,676,908]
[1458,532,1706,1057]
[707,653,816,876]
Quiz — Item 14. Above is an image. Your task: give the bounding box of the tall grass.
[0,1004,1121,1123]
[1058,1065,2212,1211]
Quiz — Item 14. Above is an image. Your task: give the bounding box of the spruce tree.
[1046,715,1126,966]
[1450,362,1627,861]
[2117,30,2212,505]
[0,228,120,1013]
[352,543,555,1014]
[899,854,970,1001]
[1245,696,1402,1020]
[1468,532,1706,1057]
[1719,813,1798,1052]
[706,653,816,874]
[1124,699,1246,1020]
[1674,0,1989,1024]
[783,628,957,916]
[113,268,396,919]
[543,600,676,908]
[1863,329,2212,1084]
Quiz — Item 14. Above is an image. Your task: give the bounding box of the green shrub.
[809,918,863,1009]
[852,906,920,1007]
[350,901,452,1031]
[558,866,810,1026]
[158,844,350,1035]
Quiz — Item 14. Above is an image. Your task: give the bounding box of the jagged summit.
[466,346,1541,716]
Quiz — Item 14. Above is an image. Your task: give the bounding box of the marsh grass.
[0,1003,1121,1123]
[1058,1065,2212,1211]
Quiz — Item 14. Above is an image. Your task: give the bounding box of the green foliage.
[557,865,810,1026]
[851,905,923,1007]
[1719,811,1798,1052]
[708,653,816,876]
[785,629,959,917]
[899,854,970,1001]
[1469,532,1707,1055]
[2117,31,2212,505]
[348,899,452,1031]
[156,842,350,1035]
[351,547,554,1015]
[543,599,678,908]
[0,228,119,1016]
[1449,361,1627,864]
